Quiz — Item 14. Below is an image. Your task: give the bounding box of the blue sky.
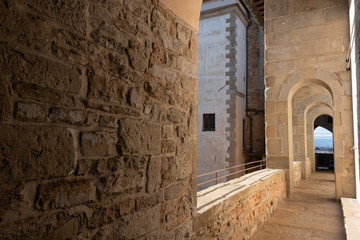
[314,126,333,139]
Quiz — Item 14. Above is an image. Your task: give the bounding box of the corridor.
[250,171,346,240]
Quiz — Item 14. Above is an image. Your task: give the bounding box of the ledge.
[341,198,360,240]
[195,168,286,231]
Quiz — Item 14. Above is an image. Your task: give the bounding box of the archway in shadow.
[314,115,334,172]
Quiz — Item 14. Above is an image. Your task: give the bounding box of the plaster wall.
[197,13,231,185]
[197,1,248,187]
[234,15,247,166]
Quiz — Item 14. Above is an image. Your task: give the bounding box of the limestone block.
[341,96,352,111]
[162,124,175,138]
[326,5,349,23]
[1,48,82,93]
[77,157,123,176]
[80,131,116,157]
[118,119,161,156]
[281,138,289,155]
[265,0,289,19]
[176,147,194,180]
[266,156,290,169]
[295,0,328,13]
[167,108,186,124]
[110,157,146,195]
[147,157,161,193]
[266,126,277,138]
[339,176,356,196]
[0,8,49,52]
[15,102,47,122]
[266,16,291,33]
[291,9,327,30]
[342,111,354,128]
[13,82,78,107]
[87,70,128,104]
[151,63,177,83]
[266,58,316,76]
[266,101,276,114]
[161,139,175,154]
[50,27,88,65]
[266,113,277,125]
[277,124,288,139]
[0,79,12,120]
[161,157,176,187]
[276,101,288,114]
[127,40,150,72]
[329,0,348,7]
[267,139,281,155]
[334,140,344,157]
[18,0,87,33]
[290,21,349,43]
[164,182,189,201]
[0,126,74,181]
[278,113,288,125]
[48,218,79,240]
[333,111,342,126]
[35,178,96,210]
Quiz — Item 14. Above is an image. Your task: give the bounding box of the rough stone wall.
[264,0,355,198]
[0,0,198,239]
[245,17,265,156]
[194,169,286,240]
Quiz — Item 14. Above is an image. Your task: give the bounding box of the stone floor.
[250,170,346,240]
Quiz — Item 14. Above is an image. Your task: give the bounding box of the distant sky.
[314,126,333,139]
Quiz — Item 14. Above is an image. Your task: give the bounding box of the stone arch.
[277,68,345,100]
[266,67,353,199]
[305,104,333,175]
[291,86,333,180]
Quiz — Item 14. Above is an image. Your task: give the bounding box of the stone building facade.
[0,0,359,239]
[197,0,265,189]
[197,0,248,187]
[264,0,356,199]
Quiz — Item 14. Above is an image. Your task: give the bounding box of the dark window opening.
[203,114,215,131]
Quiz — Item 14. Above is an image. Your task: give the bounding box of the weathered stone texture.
[0,0,197,238]
[265,0,354,198]
[195,170,286,240]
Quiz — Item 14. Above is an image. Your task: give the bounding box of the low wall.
[194,169,286,240]
[294,161,302,186]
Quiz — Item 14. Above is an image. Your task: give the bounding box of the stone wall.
[245,16,265,156]
[194,169,286,240]
[0,0,198,238]
[264,0,355,198]
[293,161,302,186]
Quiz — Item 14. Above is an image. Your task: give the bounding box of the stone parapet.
[194,169,286,239]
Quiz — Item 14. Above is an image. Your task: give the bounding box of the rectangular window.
[203,114,215,131]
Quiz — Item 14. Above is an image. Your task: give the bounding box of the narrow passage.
[250,171,346,240]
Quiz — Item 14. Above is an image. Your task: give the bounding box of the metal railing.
[197,159,266,188]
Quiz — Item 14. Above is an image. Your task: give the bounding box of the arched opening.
[314,117,334,172]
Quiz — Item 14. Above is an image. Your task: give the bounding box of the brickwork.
[194,169,286,240]
[0,1,197,238]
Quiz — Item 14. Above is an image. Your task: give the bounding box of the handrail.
[197,159,266,188]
